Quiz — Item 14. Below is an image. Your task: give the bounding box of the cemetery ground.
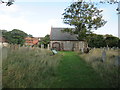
[2,47,120,88]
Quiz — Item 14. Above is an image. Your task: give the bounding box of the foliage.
[1,30,7,35]
[87,34,120,48]
[3,29,28,45]
[104,34,119,47]
[62,1,107,40]
[27,34,33,37]
[39,34,50,48]
[87,34,106,48]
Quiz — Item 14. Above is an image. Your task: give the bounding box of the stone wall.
[50,41,87,51]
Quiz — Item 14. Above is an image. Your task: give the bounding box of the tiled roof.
[50,27,78,41]
[0,37,7,42]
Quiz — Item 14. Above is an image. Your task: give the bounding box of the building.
[24,37,39,46]
[0,37,9,47]
[50,27,88,51]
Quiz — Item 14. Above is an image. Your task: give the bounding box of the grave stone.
[111,47,113,50]
[51,49,58,55]
[41,44,44,49]
[114,56,120,66]
[112,47,115,50]
[107,45,109,50]
[81,48,84,53]
[102,50,106,62]
[117,47,119,50]
[102,47,105,51]
[48,44,50,50]
[18,44,21,49]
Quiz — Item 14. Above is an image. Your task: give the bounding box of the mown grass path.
[50,52,108,88]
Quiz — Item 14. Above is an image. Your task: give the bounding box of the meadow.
[80,48,120,88]
[2,47,61,88]
[2,47,120,88]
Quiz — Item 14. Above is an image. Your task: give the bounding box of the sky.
[0,0,119,38]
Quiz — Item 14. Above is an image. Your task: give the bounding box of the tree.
[3,29,28,45]
[1,29,7,36]
[39,34,50,48]
[104,34,119,47]
[27,34,33,37]
[87,34,120,48]
[62,1,107,40]
[0,0,15,6]
[78,0,119,14]
[87,34,106,48]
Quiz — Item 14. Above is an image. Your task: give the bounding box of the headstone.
[81,48,84,53]
[18,44,20,49]
[112,47,115,50]
[107,45,109,50]
[117,47,119,50]
[111,47,113,50]
[101,50,106,62]
[114,56,120,66]
[51,49,58,55]
[48,44,50,50]
[41,44,44,49]
[22,45,25,47]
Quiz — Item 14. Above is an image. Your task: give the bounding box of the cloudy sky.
[0,0,119,37]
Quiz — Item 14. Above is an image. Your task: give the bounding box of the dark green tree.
[3,29,28,45]
[87,34,106,48]
[27,34,33,37]
[62,1,107,40]
[39,34,50,48]
[118,39,120,48]
[104,34,119,47]
[1,29,7,36]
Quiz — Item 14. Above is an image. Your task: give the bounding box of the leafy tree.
[39,34,50,48]
[62,1,107,40]
[1,29,7,36]
[3,29,28,45]
[104,34,119,47]
[87,34,106,48]
[27,34,33,37]
[87,34,119,48]
[118,39,120,48]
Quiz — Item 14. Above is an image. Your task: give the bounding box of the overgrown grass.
[2,48,119,88]
[2,47,61,88]
[80,48,120,88]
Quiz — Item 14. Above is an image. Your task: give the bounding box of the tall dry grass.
[2,47,61,88]
[80,48,120,88]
